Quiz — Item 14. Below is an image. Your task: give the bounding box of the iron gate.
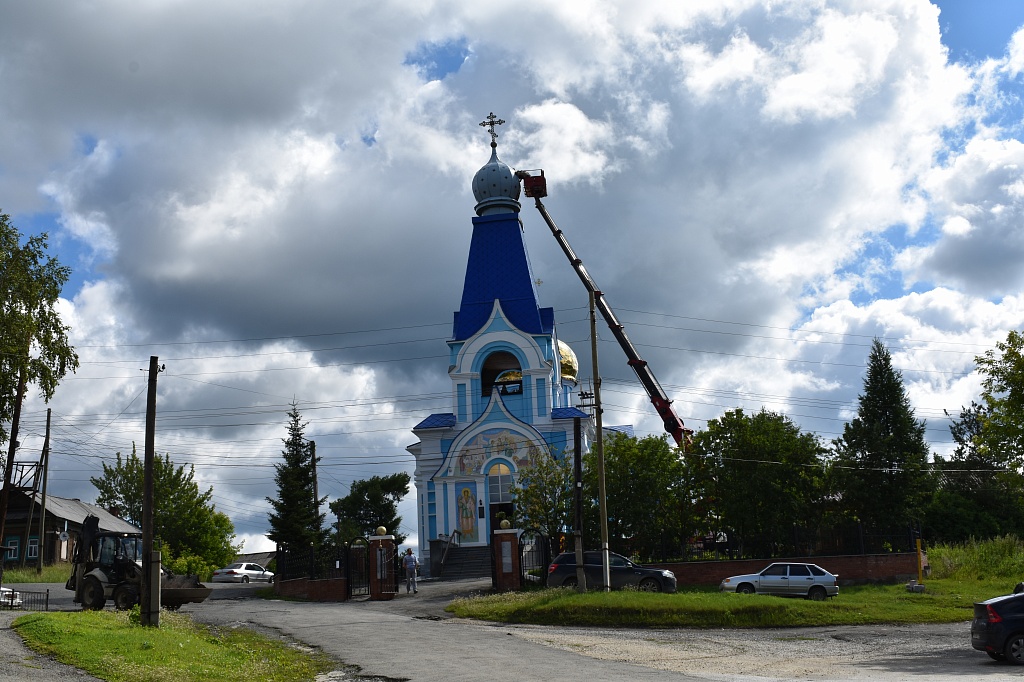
[518,528,549,589]
[346,537,370,598]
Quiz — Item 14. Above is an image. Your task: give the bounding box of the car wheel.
[737,583,755,595]
[1005,633,1024,665]
[988,650,1006,661]
[242,576,249,584]
[808,586,827,602]
[562,576,578,588]
[81,577,106,610]
[638,578,661,592]
[113,586,138,611]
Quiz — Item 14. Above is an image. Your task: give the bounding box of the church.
[406,115,593,568]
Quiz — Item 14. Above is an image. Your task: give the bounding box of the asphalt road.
[1,579,1022,681]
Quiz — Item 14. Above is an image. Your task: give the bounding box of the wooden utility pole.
[36,410,50,575]
[310,440,320,531]
[590,291,610,592]
[141,356,162,627]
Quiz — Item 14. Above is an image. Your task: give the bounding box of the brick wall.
[649,552,928,587]
[275,576,349,601]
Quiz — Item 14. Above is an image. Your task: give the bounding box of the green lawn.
[446,578,1001,628]
[13,609,335,682]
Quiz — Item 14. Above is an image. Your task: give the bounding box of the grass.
[928,535,1024,581]
[13,609,334,682]
[447,578,1006,628]
[2,564,73,584]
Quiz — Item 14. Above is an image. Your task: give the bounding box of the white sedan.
[211,562,275,583]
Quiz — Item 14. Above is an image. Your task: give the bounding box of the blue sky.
[934,0,1024,61]
[3,1,1024,552]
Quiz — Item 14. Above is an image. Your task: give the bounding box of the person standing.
[402,548,420,594]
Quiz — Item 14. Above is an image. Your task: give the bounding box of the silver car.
[211,562,274,583]
[719,562,838,600]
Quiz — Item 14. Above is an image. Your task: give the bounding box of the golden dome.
[558,340,579,384]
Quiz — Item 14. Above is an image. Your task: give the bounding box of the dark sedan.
[547,551,677,593]
[972,592,1024,663]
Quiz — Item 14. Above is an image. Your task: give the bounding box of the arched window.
[488,462,513,503]
[481,351,521,397]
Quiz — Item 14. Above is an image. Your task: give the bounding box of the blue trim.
[457,384,467,422]
[536,377,546,419]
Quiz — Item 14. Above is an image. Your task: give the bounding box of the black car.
[971,593,1024,663]
[547,551,677,593]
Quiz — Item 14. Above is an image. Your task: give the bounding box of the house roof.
[20,491,141,534]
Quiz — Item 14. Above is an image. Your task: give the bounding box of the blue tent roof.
[551,407,590,420]
[453,212,546,340]
[413,413,457,430]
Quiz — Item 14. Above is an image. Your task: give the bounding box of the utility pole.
[36,410,50,575]
[310,440,320,536]
[141,356,163,627]
[590,291,610,592]
[573,416,586,592]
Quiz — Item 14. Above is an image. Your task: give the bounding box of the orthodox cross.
[479,112,505,147]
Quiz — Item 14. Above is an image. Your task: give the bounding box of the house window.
[27,537,39,560]
[3,536,19,560]
[488,463,513,503]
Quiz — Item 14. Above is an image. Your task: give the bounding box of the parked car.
[0,586,23,608]
[719,562,838,600]
[211,562,274,583]
[971,593,1024,663]
[547,551,677,593]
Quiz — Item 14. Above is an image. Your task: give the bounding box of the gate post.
[369,527,396,601]
[492,528,520,591]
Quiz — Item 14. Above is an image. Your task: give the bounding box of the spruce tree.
[833,339,933,541]
[267,404,327,554]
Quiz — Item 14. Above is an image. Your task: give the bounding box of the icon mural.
[457,486,478,542]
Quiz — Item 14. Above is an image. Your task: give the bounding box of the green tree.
[267,404,328,553]
[976,330,1024,469]
[509,449,573,544]
[583,433,688,562]
[1,212,79,445]
[833,339,934,542]
[329,472,411,545]
[693,408,827,558]
[90,444,240,569]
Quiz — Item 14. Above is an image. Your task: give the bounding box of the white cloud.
[7,0,1024,544]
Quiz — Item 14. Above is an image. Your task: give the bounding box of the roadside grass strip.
[448,579,992,628]
[13,609,334,682]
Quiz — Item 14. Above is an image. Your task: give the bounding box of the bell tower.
[407,114,590,569]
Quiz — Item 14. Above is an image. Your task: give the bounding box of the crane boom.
[518,171,692,449]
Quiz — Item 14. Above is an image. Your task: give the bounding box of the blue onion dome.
[473,112,521,216]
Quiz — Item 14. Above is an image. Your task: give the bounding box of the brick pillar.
[492,529,520,591]
[369,533,396,601]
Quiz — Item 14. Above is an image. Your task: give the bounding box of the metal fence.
[0,588,50,612]
[619,522,924,564]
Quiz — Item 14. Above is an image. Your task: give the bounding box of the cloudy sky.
[5,0,1024,554]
